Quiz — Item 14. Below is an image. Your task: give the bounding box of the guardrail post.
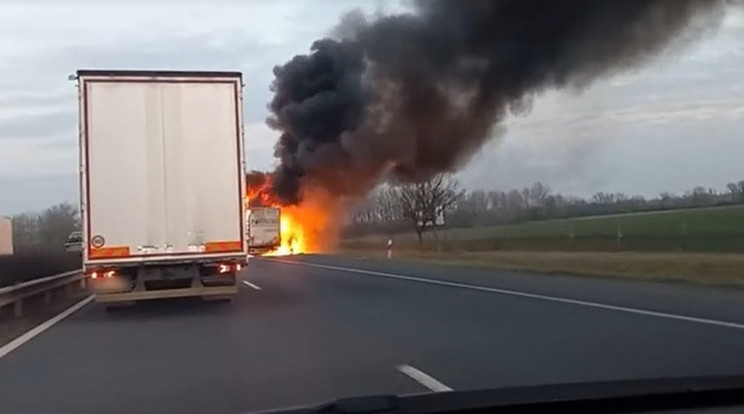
[14,299,22,318]
[44,290,52,304]
[79,277,86,289]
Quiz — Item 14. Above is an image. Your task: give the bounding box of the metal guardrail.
[0,270,85,317]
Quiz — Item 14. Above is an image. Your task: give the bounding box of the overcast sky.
[0,0,742,214]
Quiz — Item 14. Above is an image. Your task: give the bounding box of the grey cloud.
[461,107,744,199]
[505,57,744,136]
[0,0,742,214]
[0,0,382,212]
[0,30,296,158]
[549,98,744,130]
[0,111,75,141]
[461,133,610,196]
[0,89,72,110]
[43,35,300,123]
[0,173,77,215]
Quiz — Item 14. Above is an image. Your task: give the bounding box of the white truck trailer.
[76,70,247,304]
[246,207,281,255]
[0,216,12,256]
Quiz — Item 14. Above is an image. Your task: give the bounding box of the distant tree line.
[346,177,744,239]
[8,177,744,248]
[9,203,80,253]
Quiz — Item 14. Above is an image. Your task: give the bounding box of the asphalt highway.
[2,255,744,414]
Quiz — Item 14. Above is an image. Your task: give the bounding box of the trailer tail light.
[89,270,117,279]
[215,263,241,274]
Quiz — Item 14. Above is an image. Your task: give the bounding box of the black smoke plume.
[268,0,733,205]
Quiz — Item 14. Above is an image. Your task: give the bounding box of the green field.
[343,205,744,253]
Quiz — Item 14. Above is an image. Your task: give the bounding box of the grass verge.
[344,205,744,253]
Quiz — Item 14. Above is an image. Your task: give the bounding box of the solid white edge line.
[272,259,744,331]
[397,364,453,392]
[0,295,95,359]
[241,280,262,290]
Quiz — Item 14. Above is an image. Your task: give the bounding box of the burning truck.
[245,171,322,256]
[245,207,281,256]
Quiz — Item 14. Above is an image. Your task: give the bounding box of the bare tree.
[376,185,404,223]
[11,203,79,252]
[39,203,79,247]
[728,182,743,203]
[11,212,41,251]
[593,192,615,204]
[690,186,711,206]
[506,189,525,220]
[449,189,489,226]
[528,182,551,207]
[659,192,675,208]
[466,190,488,213]
[348,184,409,236]
[346,175,744,239]
[392,174,464,243]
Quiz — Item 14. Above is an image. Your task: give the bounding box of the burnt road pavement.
[3,255,744,414]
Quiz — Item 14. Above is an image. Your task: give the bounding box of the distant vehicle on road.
[76,69,247,305]
[247,207,281,255]
[64,231,82,253]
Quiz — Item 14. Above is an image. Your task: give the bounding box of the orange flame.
[246,173,336,256]
[263,208,307,256]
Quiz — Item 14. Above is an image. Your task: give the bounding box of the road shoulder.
[0,288,91,352]
[271,254,744,329]
[337,249,744,288]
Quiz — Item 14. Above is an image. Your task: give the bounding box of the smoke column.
[268,0,734,205]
